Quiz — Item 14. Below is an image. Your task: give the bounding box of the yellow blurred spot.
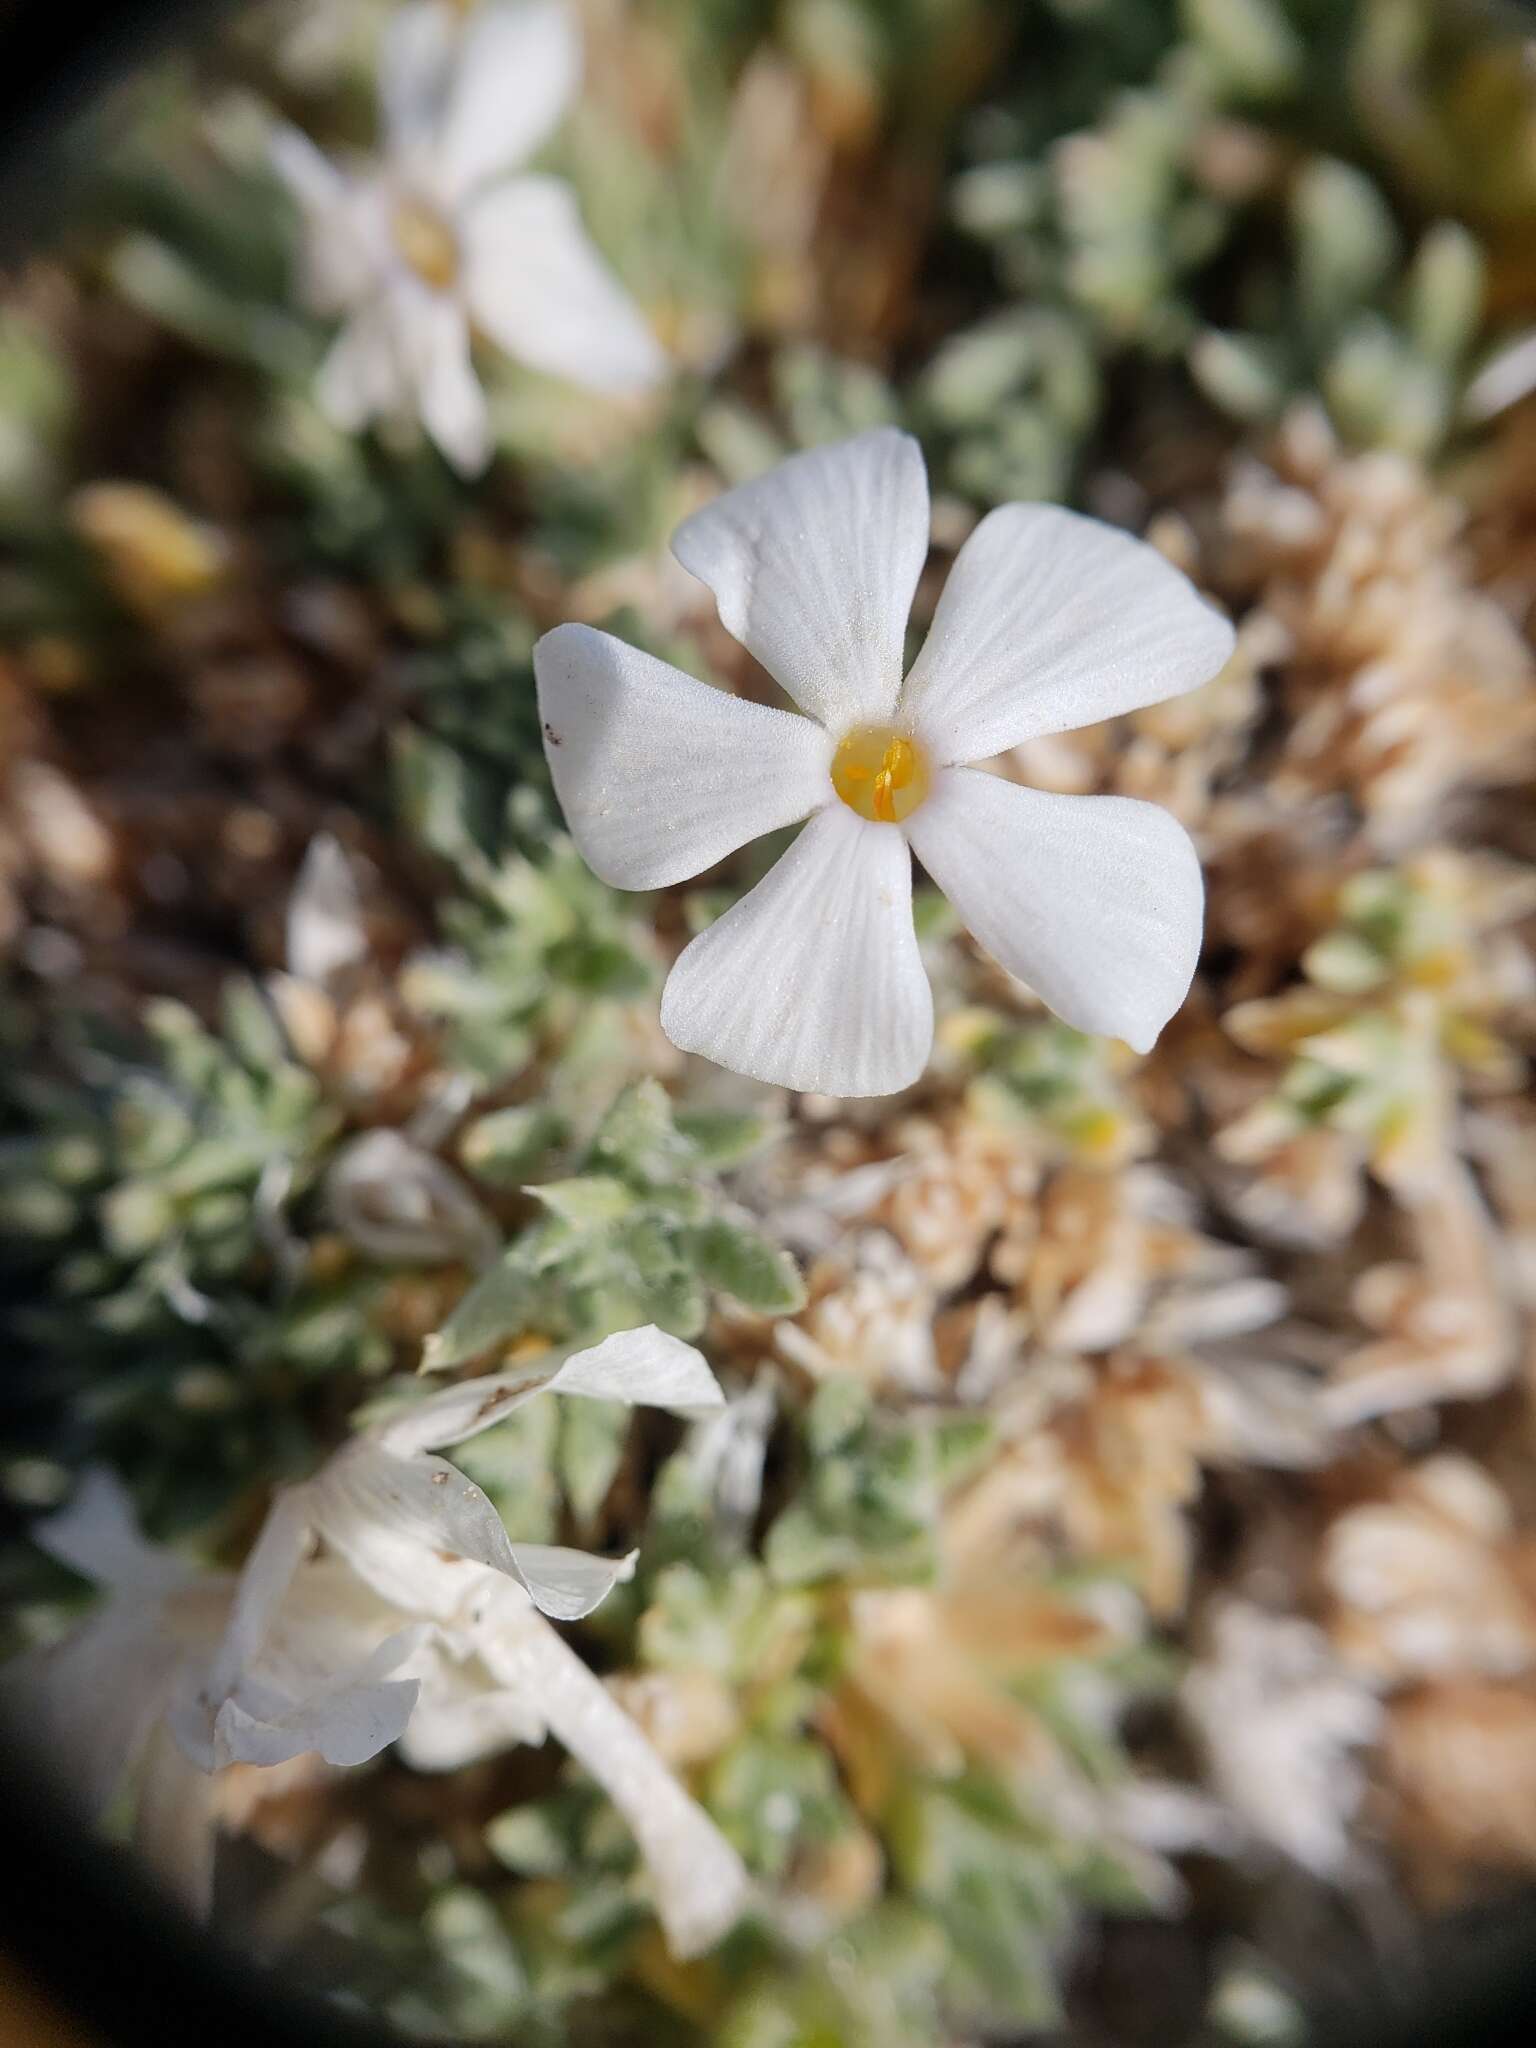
[393,195,461,292]
[69,483,228,620]
[831,725,931,824]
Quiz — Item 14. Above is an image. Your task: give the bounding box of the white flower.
[534,428,1234,1097]
[272,0,664,474]
[184,1325,750,1956]
[10,1331,750,1956]
[3,1469,421,1917]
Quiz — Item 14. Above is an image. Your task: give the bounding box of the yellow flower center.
[830,725,932,824]
[393,196,460,291]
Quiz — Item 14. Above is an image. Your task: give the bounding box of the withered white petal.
[474,1589,752,1956]
[901,502,1235,764]
[378,1325,722,1458]
[505,1541,637,1622]
[325,1129,499,1269]
[311,1445,524,1619]
[672,426,929,731]
[208,1628,423,1769]
[286,833,368,989]
[464,178,664,395]
[542,1326,726,1420]
[533,624,832,889]
[396,1663,548,1771]
[906,768,1204,1054]
[660,804,932,1096]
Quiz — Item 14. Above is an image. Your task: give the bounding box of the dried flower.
[536,428,1232,1094]
[1181,1601,1382,1879]
[3,1470,413,1916]
[14,1331,750,1957]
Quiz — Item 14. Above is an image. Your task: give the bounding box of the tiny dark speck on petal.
[430,1471,448,1484]
[544,722,563,746]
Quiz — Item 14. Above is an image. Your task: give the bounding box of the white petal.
[210,1630,423,1769]
[433,0,581,200]
[271,129,383,315]
[463,177,664,395]
[378,1,458,157]
[315,303,408,431]
[31,1468,180,1594]
[314,1443,632,1625]
[325,1129,498,1268]
[900,503,1236,764]
[534,623,832,888]
[313,1446,523,1618]
[548,1328,724,1419]
[506,1542,636,1621]
[906,768,1204,1053]
[207,1485,316,1703]
[385,1327,724,1459]
[375,1359,572,1458]
[396,1656,548,1770]
[135,1720,220,1919]
[413,298,491,474]
[4,1601,180,1817]
[671,427,929,732]
[480,1598,751,1957]
[269,123,344,217]
[659,804,932,1096]
[286,833,367,988]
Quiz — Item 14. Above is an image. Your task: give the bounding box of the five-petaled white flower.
[7,1329,749,1957]
[271,0,664,474]
[534,429,1234,1096]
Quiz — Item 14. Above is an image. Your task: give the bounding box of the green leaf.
[421,1251,539,1372]
[457,1105,570,1186]
[528,1176,636,1228]
[673,1106,775,1170]
[1292,160,1400,338]
[690,1216,805,1315]
[557,1396,630,1525]
[586,1079,690,1188]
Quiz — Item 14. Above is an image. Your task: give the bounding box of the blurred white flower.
[12,1329,750,1956]
[535,428,1232,1096]
[272,0,664,473]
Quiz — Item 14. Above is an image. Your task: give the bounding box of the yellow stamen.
[393,196,460,292]
[831,725,932,824]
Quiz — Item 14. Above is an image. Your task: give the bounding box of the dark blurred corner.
[0,0,237,253]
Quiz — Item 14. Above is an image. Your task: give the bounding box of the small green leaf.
[691,1217,805,1315]
[528,1176,636,1227]
[421,1251,538,1372]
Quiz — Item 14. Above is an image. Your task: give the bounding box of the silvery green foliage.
[933,0,1489,496]
[356,1378,1164,2042]
[0,992,362,1527]
[425,1079,803,1371]
[762,1378,989,1587]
